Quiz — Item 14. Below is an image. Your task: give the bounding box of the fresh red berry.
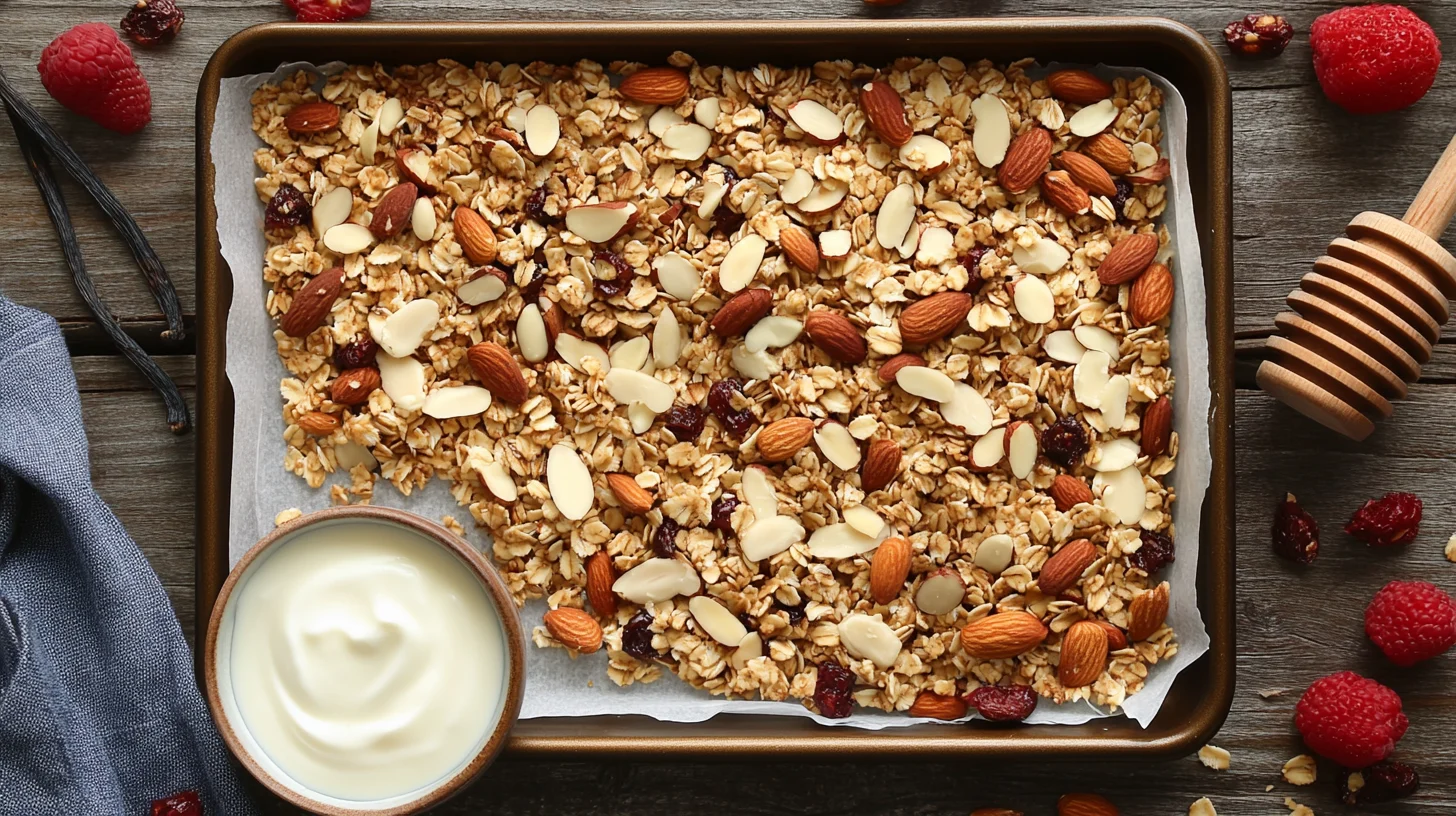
[1340,760,1421,805]
[1365,580,1456,666]
[284,0,370,22]
[121,0,184,46]
[1295,671,1408,768]
[1345,492,1422,547]
[1223,13,1294,59]
[151,791,202,816]
[964,684,1039,722]
[813,661,855,719]
[37,23,152,134]
[1310,5,1442,115]
[1272,493,1319,564]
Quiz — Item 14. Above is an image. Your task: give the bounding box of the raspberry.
[1295,671,1408,768]
[37,23,152,134]
[1310,5,1441,115]
[1128,529,1175,574]
[1040,416,1089,468]
[150,791,202,816]
[1364,580,1456,666]
[710,496,739,533]
[264,185,312,230]
[812,661,855,719]
[965,684,1038,722]
[121,0,184,46]
[1345,492,1422,547]
[621,610,658,660]
[284,0,370,22]
[1340,761,1420,805]
[1272,493,1319,564]
[652,518,680,558]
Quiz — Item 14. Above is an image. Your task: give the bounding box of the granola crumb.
[1265,785,1274,792]
[441,514,466,537]
[1285,797,1314,816]
[1258,688,1289,699]
[1189,797,1216,816]
[1198,744,1230,770]
[1282,754,1317,786]
[1343,770,1364,796]
[274,507,303,526]
[1446,533,1456,562]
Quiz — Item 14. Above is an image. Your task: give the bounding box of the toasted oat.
[1189,797,1216,816]
[274,507,303,526]
[1282,754,1317,786]
[1198,744,1230,770]
[1446,533,1456,562]
[1258,688,1289,699]
[1284,797,1314,816]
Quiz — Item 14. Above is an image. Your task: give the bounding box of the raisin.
[1041,416,1089,468]
[1223,13,1293,59]
[774,598,807,625]
[121,0,184,46]
[964,684,1038,722]
[264,185,311,230]
[961,245,991,274]
[664,404,706,441]
[1109,178,1134,221]
[621,611,658,660]
[1346,492,1422,547]
[1128,529,1175,574]
[522,271,548,306]
[652,518,681,558]
[1272,493,1319,564]
[150,791,202,816]
[813,661,855,719]
[333,336,377,370]
[524,186,553,223]
[707,378,755,436]
[1340,761,1420,805]
[592,250,633,299]
[710,495,739,533]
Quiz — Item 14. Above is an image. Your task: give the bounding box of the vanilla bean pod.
[6,103,191,434]
[0,65,184,342]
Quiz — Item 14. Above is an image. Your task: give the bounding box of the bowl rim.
[202,505,526,816]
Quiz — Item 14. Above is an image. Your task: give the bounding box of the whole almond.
[803,310,867,364]
[1057,619,1110,687]
[1096,232,1159,285]
[709,288,773,336]
[1127,157,1170,185]
[454,206,498,265]
[1130,262,1174,326]
[1127,581,1170,641]
[1081,133,1134,175]
[1053,151,1118,197]
[869,535,912,604]
[331,367,380,406]
[1046,70,1114,104]
[296,411,340,435]
[619,67,690,104]
[585,552,618,617]
[859,79,913,147]
[1094,620,1129,651]
[779,225,820,272]
[899,291,973,344]
[877,352,926,382]
[1058,793,1119,816]
[606,473,654,515]
[1141,395,1173,457]
[369,182,418,240]
[280,267,344,337]
[861,439,903,492]
[1038,538,1097,595]
[467,341,529,404]
[1040,170,1091,215]
[284,101,340,133]
[908,691,967,721]
[1049,474,1094,511]
[959,611,1049,659]
[756,417,815,462]
[543,607,603,653]
[998,127,1054,194]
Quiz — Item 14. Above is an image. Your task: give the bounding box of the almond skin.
[1127,581,1170,641]
[619,67,690,104]
[369,182,418,240]
[467,341,529,404]
[1058,793,1120,816]
[859,79,913,147]
[1130,262,1174,326]
[296,411,340,435]
[394,147,438,194]
[959,611,1048,659]
[1096,232,1159,285]
[1049,474,1094,511]
[543,607,603,653]
[1053,151,1118,197]
[1046,70,1113,105]
[330,367,380,406]
[1040,170,1091,215]
[1127,157,1170,184]
[606,473,654,515]
[899,291,973,344]
[877,352,926,382]
[585,552,617,617]
[453,206,498,265]
[1094,620,1130,651]
[280,267,344,338]
[709,288,773,336]
[1057,620,1110,687]
[756,417,815,462]
[1081,133,1134,176]
[284,101,340,133]
[861,439,903,492]
[998,127,1054,194]
[869,535,912,604]
[908,691,967,721]
[803,310,867,364]
[1038,538,1097,595]
[779,225,820,272]
[1141,395,1173,457]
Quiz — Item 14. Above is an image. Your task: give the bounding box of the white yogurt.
[221,520,505,803]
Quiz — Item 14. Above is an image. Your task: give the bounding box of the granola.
[251,54,1180,717]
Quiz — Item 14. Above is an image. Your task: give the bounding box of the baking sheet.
[214,60,1211,729]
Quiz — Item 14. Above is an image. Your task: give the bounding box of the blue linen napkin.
[0,296,256,815]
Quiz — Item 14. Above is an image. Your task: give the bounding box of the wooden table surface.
[7,1,1456,813]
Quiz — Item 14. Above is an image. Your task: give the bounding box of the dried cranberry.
[813,661,855,719]
[775,598,807,625]
[1109,178,1134,221]
[592,250,633,299]
[333,336,377,370]
[652,518,681,558]
[710,495,739,533]
[1340,761,1420,805]
[964,684,1038,722]
[524,186,552,222]
[283,0,371,23]
[712,209,746,237]
[707,379,755,436]
[714,162,741,189]
[1346,492,1422,547]
[1223,13,1293,59]
[121,0,184,46]
[522,271,548,306]
[622,610,658,660]
[1128,529,1175,574]
[664,404,706,441]
[151,791,202,816]
[264,185,311,230]
[1041,416,1089,468]
[961,245,990,274]
[1272,493,1319,564]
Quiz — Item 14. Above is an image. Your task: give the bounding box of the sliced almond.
[787,99,844,144]
[376,299,440,357]
[1006,421,1039,479]
[915,569,967,615]
[688,596,748,646]
[609,335,650,371]
[312,187,353,235]
[742,465,778,520]
[1099,465,1147,525]
[1091,437,1141,473]
[970,427,1006,470]
[648,107,685,138]
[730,344,781,381]
[604,368,675,412]
[628,402,656,433]
[410,197,437,242]
[895,366,956,403]
[652,254,701,301]
[897,221,920,259]
[741,515,806,561]
[814,421,861,470]
[422,385,492,419]
[916,226,955,265]
[613,558,701,604]
[480,461,517,502]
[806,522,886,559]
[487,139,526,178]
[780,168,814,205]
[565,202,639,243]
[1044,330,1087,364]
[1100,374,1129,429]
[941,383,993,435]
[819,229,852,259]
[899,134,952,175]
[1073,324,1121,359]
[719,234,767,293]
[1013,237,1070,276]
[376,353,426,411]
[745,316,803,353]
[359,120,379,164]
[459,269,507,305]
[1069,99,1119,137]
[1132,141,1160,170]
[875,183,917,250]
[795,179,849,214]
[524,104,561,157]
[322,223,373,255]
[556,334,611,374]
[377,97,404,136]
[843,504,885,539]
[973,533,1015,574]
[652,308,682,368]
[696,182,726,219]
[1072,350,1112,409]
[837,613,901,669]
[1011,275,1056,324]
[334,441,378,472]
[546,445,594,520]
[731,631,763,670]
[516,304,550,362]
[970,93,1011,167]
[663,122,712,161]
[694,97,721,128]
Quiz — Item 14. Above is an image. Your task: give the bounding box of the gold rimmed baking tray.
[196,18,1233,759]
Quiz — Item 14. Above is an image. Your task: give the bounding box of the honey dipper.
[1258,134,1456,440]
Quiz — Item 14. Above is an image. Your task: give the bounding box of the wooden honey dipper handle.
[1402,133,1456,239]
